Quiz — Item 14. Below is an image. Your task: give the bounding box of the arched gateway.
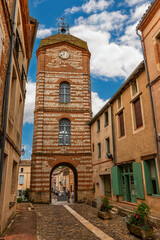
[30,25,93,203]
[50,162,78,202]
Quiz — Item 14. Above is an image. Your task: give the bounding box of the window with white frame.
[59,118,71,145]
[59,82,70,103]
[20,167,23,173]
[19,175,24,185]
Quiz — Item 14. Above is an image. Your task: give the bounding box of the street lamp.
[21,145,25,156]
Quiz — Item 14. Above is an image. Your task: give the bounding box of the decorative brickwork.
[31,34,93,203]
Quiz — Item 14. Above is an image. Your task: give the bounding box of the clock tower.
[31,23,93,203]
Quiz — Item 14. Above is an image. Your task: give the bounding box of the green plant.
[30,198,34,204]
[23,188,30,200]
[127,202,150,228]
[17,197,22,203]
[100,197,112,212]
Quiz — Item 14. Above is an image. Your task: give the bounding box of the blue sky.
[22,0,152,159]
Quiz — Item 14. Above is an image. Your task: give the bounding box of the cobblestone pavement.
[70,203,160,240]
[2,203,160,240]
[35,204,99,240]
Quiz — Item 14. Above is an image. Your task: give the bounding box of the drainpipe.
[111,105,116,166]
[136,30,160,178]
[0,0,17,191]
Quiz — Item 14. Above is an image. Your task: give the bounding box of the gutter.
[136,29,160,179]
[0,0,17,191]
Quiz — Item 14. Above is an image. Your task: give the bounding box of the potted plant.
[126,202,153,240]
[98,197,112,220]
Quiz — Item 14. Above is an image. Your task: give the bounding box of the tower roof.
[38,34,89,51]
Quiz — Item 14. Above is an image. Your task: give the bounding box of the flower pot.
[126,222,153,240]
[98,210,111,220]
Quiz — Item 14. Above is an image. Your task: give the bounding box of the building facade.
[31,32,93,203]
[91,61,160,212]
[90,105,113,199]
[17,160,31,197]
[137,0,160,198]
[0,0,37,234]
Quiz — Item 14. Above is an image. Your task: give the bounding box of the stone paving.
[35,204,99,240]
[70,203,160,240]
[2,203,160,240]
[2,203,37,240]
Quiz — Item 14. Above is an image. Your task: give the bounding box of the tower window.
[59,118,71,145]
[59,81,70,103]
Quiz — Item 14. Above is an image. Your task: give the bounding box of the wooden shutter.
[134,98,143,128]
[119,111,125,137]
[133,162,145,199]
[111,166,123,195]
[143,160,152,195]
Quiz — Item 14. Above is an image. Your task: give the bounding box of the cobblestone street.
[35,203,160,240]
[2,203,160,240]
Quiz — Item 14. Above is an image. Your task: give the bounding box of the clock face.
[59,50,69,59]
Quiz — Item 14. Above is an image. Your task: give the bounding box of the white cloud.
[130,2,150,22]
[23,80,36,124]
[36,24,54,39]
[125,0,149,6]
[65,0,112,14]
[70,21,142,78]
[92,92,108,116]
[75,11,128,31]
[82,0,112,13]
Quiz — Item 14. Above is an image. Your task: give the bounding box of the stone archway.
[50,162,78,203]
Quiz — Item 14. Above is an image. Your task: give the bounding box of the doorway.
[121,164,137,203]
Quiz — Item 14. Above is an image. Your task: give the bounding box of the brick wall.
[31,38,93,202]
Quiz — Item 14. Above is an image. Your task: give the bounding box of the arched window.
[59,82,70,103]
[59,118,71,145]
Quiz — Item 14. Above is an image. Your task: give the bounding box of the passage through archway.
[50,162,78,203]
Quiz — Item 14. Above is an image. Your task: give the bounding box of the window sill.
[104,123,109,127]
[152,194,160,198]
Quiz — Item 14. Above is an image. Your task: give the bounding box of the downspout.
[111,105,116,166]
[0,0,17,191]
[136,30,160,178]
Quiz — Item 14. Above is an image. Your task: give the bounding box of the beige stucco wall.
[18,165,31,191]
[91,106,114,199]
[0,0,34,234]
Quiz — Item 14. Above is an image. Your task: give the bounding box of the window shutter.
[134,98,143,128]
[111,166,123,195]
[133,162,145,199]
[143,161,152,195]
[119,112,125,137]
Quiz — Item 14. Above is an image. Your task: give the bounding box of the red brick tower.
[31,27,92,202]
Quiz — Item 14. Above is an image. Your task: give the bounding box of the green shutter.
[111,166,123,195]
[133,162,145,199]
[143,161,152,195]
